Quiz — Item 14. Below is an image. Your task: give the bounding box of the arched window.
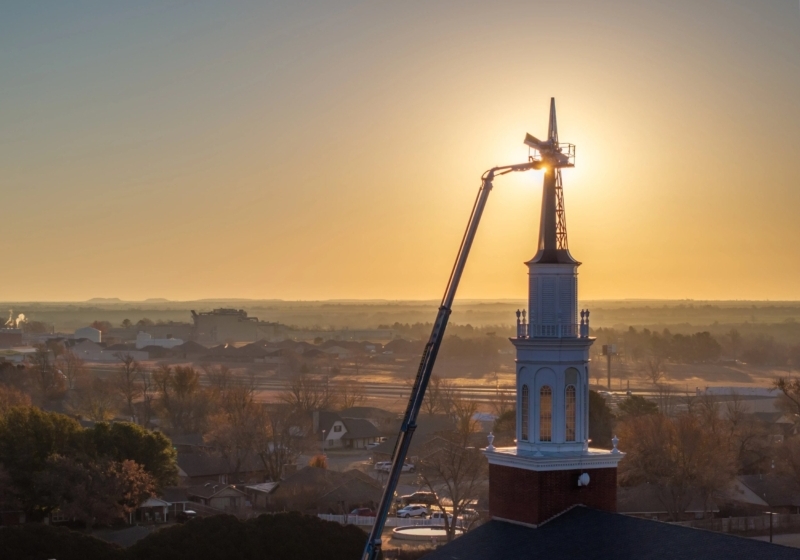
[521,385,529,441]
[565,385,577,442]
[539,386,552,442]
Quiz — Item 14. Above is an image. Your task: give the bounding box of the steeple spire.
[527,98,577,265]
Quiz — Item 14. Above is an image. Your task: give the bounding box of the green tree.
[129,512,368,560]
[0,407,85,517]
[35,456,154,527]
[87,421,178,490]
[589,390,614,448]
[617,395,658,419]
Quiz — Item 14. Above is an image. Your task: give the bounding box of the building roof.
[159,486,188,503]
[340,406,397,420]
[341,417,381,440]
[186,483,247,500]
[319,477,382,505]
[617,484,718,515]
[421,506,800,560]
[245,482,279,494]
[738,475,800,508]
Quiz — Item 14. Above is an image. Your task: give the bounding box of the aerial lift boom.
[361,159,542,560]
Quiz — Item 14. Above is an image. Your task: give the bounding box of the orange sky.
[1,1,799,301]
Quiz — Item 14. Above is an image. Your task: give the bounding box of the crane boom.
[361,160,541,560]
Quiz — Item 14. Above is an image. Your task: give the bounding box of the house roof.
[421,506,800,560]
[341,418,381,439]
[320,477,382,505]
[617,484,718,514]
[187,483,247,500]
[245,482,279,494]
[738,475,800,508]
[317,411,343,434]
[340,406,397,420]
[159,486,188,503]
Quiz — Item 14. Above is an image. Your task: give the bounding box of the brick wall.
[489,464,617,525]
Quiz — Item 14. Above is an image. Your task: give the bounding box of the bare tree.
[153,365,211,434]
[643,354,667,386]
[775,377,800,416]
[280,372,337,413]
[450,397,479,438]
[437,378,457,417]
[423,375,442,415]
[71,375,120,421]
[205,380,260,477]
[57,350,86,391]
[203,364,234,398]
[255,404,308,481]
[139,368,155,428]
[618,412,735,521]
[334,379,365,410]
[654,383,677,416]
[114,353,142,421]
[488,372,513,417]
[30,344,63,403]
[419,431,488,541]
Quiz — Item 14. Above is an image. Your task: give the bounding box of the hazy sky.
[2,1,799,301]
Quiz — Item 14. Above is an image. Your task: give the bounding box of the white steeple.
[485,99,622,527]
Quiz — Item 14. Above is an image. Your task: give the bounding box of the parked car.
[396,504,429,518]
[400,491,437,505]
[350,508,377,517]
[430,511,453,521]
[366,441,381,450]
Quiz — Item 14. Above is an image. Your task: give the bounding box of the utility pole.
[601,344,616,390]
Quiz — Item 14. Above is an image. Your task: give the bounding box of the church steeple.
[485,99,623,528]
[528,98,577,265]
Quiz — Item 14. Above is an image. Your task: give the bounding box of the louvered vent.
[559,276,575,325]
[541,278,556,324]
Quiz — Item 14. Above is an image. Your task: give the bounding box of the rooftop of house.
[341,417,381,440]
[738,474,800,508]
[421,506,800,560]
[186,483,247,500]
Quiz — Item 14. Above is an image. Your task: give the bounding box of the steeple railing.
[516,309,591,339]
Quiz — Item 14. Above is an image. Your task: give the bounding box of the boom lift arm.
[361,159,542,560]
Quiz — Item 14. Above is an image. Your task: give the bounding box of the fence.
[674,513,800,535]
[318,514,461,528]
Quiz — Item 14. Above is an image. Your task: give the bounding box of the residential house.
[186,484,248,513]
[314,411,381,450]
[724,474,800,515]
[267,466,382,514]
[244,482,279,509]
[177,452,266,485]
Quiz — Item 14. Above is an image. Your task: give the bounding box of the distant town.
[2,299,800,557]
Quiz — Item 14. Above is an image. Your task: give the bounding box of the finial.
[611,435,620,454]
[486,432,495,452]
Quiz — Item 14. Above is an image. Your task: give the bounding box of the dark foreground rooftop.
[422,506,800,560]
